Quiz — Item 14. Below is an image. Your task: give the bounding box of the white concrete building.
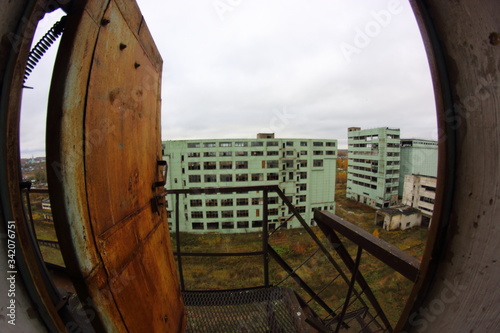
[401,174,437,228]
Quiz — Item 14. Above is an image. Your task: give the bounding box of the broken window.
[236,161,248,169]
[188,162,200,170]
[189,175,201,183]
[204,162,217,169]
[190,199,202,207]
[220,174,232,182]
[220,161,232,169]
[191,211,203,218]
[313,160,323,167]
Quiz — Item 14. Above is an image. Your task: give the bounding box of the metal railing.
[167,185,419,332]
[313,210,421,332]
[24,184,421,332]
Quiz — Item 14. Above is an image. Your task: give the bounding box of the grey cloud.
[20,1,437,157]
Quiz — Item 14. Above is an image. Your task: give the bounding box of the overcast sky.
[20,0,436,157]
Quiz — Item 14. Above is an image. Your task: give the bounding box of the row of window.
[190,206,308,219]
[187,160,323,170]
[349,165,373,172]
[385,177,399,184]
[187,141,336,148]
[349,134,381,141]
[350,158,378,164]
[347,151,379,156]
[385,186,398,193]
[349,158,400,167]
[419,206,433,213]
[190,221,276,230]
[420,185,436,191]
[187,171,308,181]
[419,196,435,204]
[403,141,437,147]
[349,142,400,148]
[348,134,399,140]
[188,173,308,188]
[197,151,332,157]
[187,151,335,158]
[188,173,264,183]
[349,179,378,190]
[189,197,279,207]
[350,143,379,148]
[349,172,377,182]
[349,150,400,157]
[168,194,307,209]
[187,195,308,208]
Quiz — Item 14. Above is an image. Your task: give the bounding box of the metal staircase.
[25,185,420,332]
[167,185,421,332]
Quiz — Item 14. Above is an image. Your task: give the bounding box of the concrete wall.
[402,174,437,218]
[398,1,500,332]
[379,209,422,231]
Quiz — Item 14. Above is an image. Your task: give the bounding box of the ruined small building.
[375,205,421,231]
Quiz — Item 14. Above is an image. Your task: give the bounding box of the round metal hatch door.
[46,0,185,331]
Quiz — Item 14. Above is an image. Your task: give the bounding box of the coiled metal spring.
[24,16,67,84]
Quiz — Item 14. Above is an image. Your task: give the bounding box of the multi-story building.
[398,139,438,196]
[401,174,437,227]
[346,127,400,208]
[41,198,53,222]
[163,134,337,233]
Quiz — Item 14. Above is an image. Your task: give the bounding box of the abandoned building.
[401,174,437,228]
[346,127,401,208]
[398,138,438,196]
[163,134,337,233]
[375,205,422,231]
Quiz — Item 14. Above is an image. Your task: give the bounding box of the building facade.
[398,139,438,196]
[163,134,337,233]
[346,127,400,208]
[401,174,437,228]
[41,198,53,222]
[375,205,422,231]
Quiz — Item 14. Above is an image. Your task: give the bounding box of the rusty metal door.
[46,0,185,332]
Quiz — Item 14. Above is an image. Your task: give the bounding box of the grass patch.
[39,245,65,267]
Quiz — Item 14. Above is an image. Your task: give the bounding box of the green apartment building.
[346,127,401,208]
[163,134,337,233]
[398,139,438,196]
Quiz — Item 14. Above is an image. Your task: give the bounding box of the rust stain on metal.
[47,0,185,331]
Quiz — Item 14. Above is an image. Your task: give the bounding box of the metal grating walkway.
[182,287,311,333]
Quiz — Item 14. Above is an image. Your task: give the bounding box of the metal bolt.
[101,18,110,26]
[119,43,127,50]
[489,32,499,46]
